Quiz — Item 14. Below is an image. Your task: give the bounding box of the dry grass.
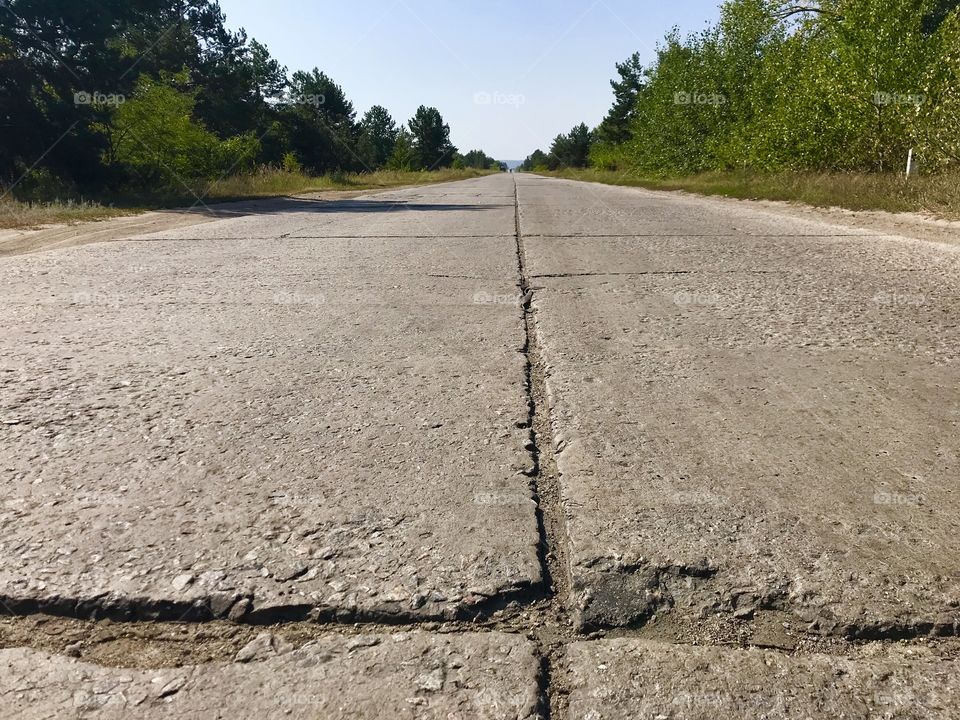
[540,168,960,219]
[0,198,134,230]
[0,168,498,230]
[202,167,497,200]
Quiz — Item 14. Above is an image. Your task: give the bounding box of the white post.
[906,148,918,178]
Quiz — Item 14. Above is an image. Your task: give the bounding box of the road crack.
[513,175,577,719]
[3,175,956,718]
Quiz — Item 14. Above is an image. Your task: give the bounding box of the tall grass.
[201,167,496,200]
[540,168,960,219]
[0,198,131,230]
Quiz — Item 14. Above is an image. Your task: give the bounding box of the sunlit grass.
[202,167,497,200]
[539,168,960,219]
[0,198,133,230]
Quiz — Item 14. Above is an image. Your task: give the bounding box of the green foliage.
[522,124,596,171]
[525,0,960,176]
[386,127,416,171]
[281,152,303,174]
[408,106,457,170]
[594,52,646,146]
[588,142,628,171]
[249,40,288,101]
[8,167,77,203]
[919,8,960,164]
[0,0,474,201]
[280,68,359,174]
[358,105,399,170]
[460,149,501,169]
[520,149,550,171]
[105,74,259,187]
[549,123,594,168]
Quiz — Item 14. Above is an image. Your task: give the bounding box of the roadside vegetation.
[0,199,133,230]
[0,1,505,227]
[521,0,960,216]
[199,167,497,200]
[544,168,960,218]
[0,168,497,230]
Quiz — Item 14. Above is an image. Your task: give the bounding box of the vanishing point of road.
[1,174,959,718]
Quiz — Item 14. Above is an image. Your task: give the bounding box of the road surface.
[1,173,958,718]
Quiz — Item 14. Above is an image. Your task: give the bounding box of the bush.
[8,167,77,202]
[586,0,960,175]
[106,74,261,188]
[281,152,303,174]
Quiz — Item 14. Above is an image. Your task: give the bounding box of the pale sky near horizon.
[217,1,722,160]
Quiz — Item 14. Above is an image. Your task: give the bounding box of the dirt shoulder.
[714,194,960,249]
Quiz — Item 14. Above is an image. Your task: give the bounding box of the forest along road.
[1,172,959,718]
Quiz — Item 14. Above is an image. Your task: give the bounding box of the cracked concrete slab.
[6,170,960,717]
[1,631,540,719]
[514,175,960,634]
[0,176,541,622]
[565,639,960,719]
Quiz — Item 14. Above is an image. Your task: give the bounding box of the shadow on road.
[161,197,504,220]
[0,195,507,258]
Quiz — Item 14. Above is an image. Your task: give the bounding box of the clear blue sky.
[217,0,722,160]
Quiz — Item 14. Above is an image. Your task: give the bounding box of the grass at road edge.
[204,167,497,200]
[536,169,960,220]
[0,168,499,230]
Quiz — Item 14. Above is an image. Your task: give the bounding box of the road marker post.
[906,148,918,178]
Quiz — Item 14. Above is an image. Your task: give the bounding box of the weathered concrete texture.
[565,639,960,720]
[521,233,960,277]
[515,174,960,634]
[1,632,541,720]
[0,176,540,621]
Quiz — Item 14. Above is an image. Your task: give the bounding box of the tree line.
[522,0,960,175]
[0,0,503,200]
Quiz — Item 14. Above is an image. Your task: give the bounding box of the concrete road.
[1,173,959,718]
[0,177,537,624]
[517,175,960,637]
